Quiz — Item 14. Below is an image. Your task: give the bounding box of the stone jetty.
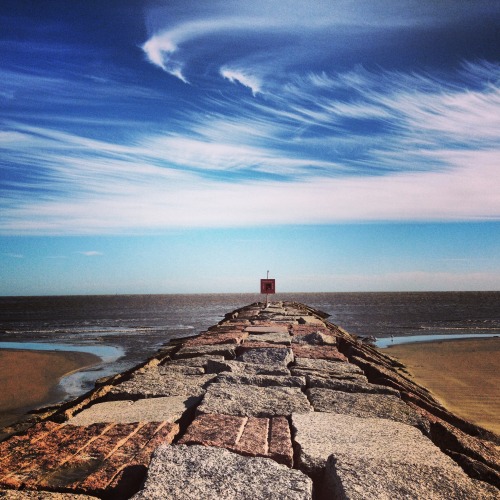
[1,302,499,499]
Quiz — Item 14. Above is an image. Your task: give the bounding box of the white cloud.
[77,251,103,256]
[1,149,499,235]
[1,62,499,235]
[220,67,261,95]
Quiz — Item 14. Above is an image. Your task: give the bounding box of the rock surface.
[292,357,364,377]
[306,388,425,429]
[164,355,224,368]
[324,454,498,500]
[108,367,216,398]
[179,413,293,466]
[0,492,98,499]
[215,373,306,388]
[244,326,289,334]
[206,359,290,376]
[292,331,336,345]
[174,344,237,359]
[291,345,347,362]
[0,421,178,496]
[306,375,400,395]
[67,396,200,425]
[247,331,292,345]
[131,445,313,500]
[292,412,495,500]
[197,383,312,417]
[236,347,294,366]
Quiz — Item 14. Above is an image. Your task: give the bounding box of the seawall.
[0,301,498,499]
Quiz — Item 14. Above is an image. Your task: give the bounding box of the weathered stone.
[158,365,204,376]
[179,413,293,466]
[429,420,500,487]
[292,331,336,345]
[215,373,306,388]
[197,384,312,417]
[76,422,178,497]
[205,359,290,376]
[291,413,496,499]
[350,355,436,404]
[165,355,224,368]
[290,325,333,337]
[291,345,347,362]
[0,421,178,495]
[131,445,312,500]
[182,331,248,347]
[306,375,400,396]
[66,396,200,425]
[237,347,294,366]
[0,492,98,499]
[291,357,365,381]
[237,341,292,352]
[294,357,364,375]
[325,455,499,499]
[174,344,236,359]
[108,367,216,398]
[291,368,368,383]
[244,326,289,334]
[306,389,426,429]
[298,316,325,325]
[247,331,292,345]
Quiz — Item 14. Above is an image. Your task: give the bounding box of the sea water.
[1,292,499,397]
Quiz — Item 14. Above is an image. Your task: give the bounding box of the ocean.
[1,292,499,398]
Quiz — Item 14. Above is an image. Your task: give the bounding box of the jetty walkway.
[0,302,499,499]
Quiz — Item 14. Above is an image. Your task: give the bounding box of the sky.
[1,0,499,295]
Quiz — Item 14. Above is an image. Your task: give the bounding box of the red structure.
[260,279,276,295]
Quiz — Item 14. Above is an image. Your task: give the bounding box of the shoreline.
[0,348,101,430]
[383,337,500,434]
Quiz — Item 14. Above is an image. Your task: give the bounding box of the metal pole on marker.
[266,270,269,308]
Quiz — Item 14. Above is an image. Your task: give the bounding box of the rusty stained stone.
[0,423,112,489]
[268,416,293,464]
[0,421,179,496]
[24,424,114,489]
[291,344,348,362]
[182,331,248,347]
[71,422,160,491]
[106,422,180,499]
[33,423,139,490]
[75,422,179,496]
[179,413,293,466]
[0,422,64,467]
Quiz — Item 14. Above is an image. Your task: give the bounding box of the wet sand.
[385,337,500,435]
[0,349,101,429]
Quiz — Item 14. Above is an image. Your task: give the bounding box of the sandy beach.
[0,349,100,429]
[384,337,500,435]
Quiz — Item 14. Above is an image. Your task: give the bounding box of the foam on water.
[376,333,500,349]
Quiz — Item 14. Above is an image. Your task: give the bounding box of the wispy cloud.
[1,59,499,234]
[77,251,103,257]
[220,67,261,96]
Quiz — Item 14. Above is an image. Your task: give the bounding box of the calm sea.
[1,292,499,397]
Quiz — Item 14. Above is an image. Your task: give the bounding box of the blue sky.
[1,1,499,295]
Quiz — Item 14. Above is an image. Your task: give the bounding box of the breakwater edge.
[0,301,499,499]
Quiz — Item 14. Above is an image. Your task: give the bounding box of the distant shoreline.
[384,337,500,434]
[0,349,101,430]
